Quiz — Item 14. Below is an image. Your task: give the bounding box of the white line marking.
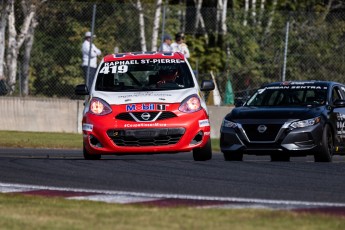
[70,195,158,204]
[1,182,345,208]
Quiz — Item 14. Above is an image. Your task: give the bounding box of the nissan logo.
[257,125,267,133]
[141,112,151,121]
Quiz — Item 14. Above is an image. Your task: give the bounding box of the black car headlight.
[289,117,321,129]
[222,119,239,129]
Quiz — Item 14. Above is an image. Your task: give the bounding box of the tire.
[314,124,333,162]
[193,139,212,161]
[270,153,290,162]
[223,150,243,161]
[83,146,101,160]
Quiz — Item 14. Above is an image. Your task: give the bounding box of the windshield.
[95,59,195,92]
[246,85,328,106]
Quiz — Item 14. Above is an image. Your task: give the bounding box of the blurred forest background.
[0,0,344,105]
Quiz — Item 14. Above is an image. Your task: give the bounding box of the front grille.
[107,128,185,147]
[242,124,282,142]
[115,111,177,122]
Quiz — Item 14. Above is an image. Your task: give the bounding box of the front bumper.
[82,108,211,155]
[220,121,323,156]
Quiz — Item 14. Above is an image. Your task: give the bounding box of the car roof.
[262,80,343,88]
[103,51,186,62]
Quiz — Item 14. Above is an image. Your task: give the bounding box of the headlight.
[89,98,112,115]
[290,117,321,129]
[179,94,201,113]
[222,119,238,128]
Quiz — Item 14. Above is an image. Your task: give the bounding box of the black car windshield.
[246,85,328,106]
[95,59,195,92]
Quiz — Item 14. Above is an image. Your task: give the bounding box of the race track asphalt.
[1,147,345,204]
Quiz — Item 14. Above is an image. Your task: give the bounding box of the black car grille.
[115,112,177,122]
[242,124,283,142]
[107,128,185,147]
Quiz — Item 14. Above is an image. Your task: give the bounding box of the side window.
[331,86,343,103]
[270,91,283,105]
[342,86,345,99]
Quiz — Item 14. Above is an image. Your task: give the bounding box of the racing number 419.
[99,65,128,74]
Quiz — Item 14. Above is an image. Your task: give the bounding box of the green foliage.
[189,35,226,74]
[26,1,345,98]
[283,12,345,82]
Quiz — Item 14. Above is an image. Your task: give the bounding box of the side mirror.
[75,84,89,95]
[200,80,215,91]
[333,99,345,107]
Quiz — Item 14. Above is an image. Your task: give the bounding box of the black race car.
[220,81,345,162]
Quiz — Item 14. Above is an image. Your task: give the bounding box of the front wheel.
[314,124,333,162]
[193,139,212,161]
[83,146,101,160]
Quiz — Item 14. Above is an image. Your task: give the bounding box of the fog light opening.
[89,134,103,148]
[190,131,203,145]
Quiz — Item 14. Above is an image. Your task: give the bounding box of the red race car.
[75,51,215,160]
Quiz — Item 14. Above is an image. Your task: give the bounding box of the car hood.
[91,88,199,105]
[227,106,326,121]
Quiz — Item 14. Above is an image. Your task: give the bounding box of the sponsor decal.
[99,59,183,75]
[126,104,154,111]
[259,85,328,94]
[124,123,167,128]
[126,104,167,111]
[104,60,139,66]
[336,114,345,137]
[157,104,166,110]
[103,59,181,66]
[82,123,93,131]
[291,86,327,90]
[118,93,172,99]
[199,119,210,127]
[141,59,181,64]
[337,113,345,121]
[204,132,211,136]
[337,121,345,135]
[266,85,327,90]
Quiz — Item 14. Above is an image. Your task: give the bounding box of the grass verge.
[0,131,82,149]
[0,130,221,152]
[1,193,345,230]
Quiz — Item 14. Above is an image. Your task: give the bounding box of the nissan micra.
[75,51,215,160]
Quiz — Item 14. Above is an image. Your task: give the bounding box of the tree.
[243,0,249,26]
[215,0,228,41]
[6,0,36,94]
[2,0,345,99]
[258,0,266,26]
[20,17,36,96]
[151,0,162,51]
[135,0,147,51]
[193,0,208,42]
[20,0,45,96]
[0,0,10,94]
